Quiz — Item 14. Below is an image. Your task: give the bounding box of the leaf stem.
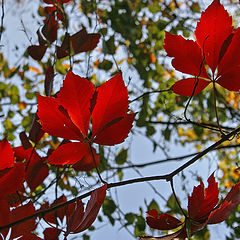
[88,143,106,184]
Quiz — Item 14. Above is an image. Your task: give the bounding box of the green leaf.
[98,59,113,71]
[115,148,128,165]
[134,216,146,237]
[103,197,117,216]
[148,199,160,212]
[103,36,116,55]
[125,213,136,225]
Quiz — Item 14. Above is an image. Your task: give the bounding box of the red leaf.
[0,138,14,170]
[29,114,45,143]
[43,228,61,240]
[37,72,135,146]
[0,163,25,196]
[18,233,43,240]
[172,78,210,97]
[37,94,84,141]
[207,182,240,224]
[92,73,134,145]
[70,28,101,54]
[73,146,99,171]
[93,113,135,145]
[66,184,107,235]
[48,142,89,165]
[0,198,10,238]
[217,28,240,91]
[27,45,47,61]
[14,146,49,191]
[6,191,27,207]
[56,32,70,58]
[164,32,208,78]
[45,65,55,96]
[42,14,57,43]
[146,209,182,230]
[57,71,95,138]
[195,0,233,73]
[140,224,187,240]
[44,195,75,224]
[19,131,32,149]
[188,173,219,221]
[9,201,36,239]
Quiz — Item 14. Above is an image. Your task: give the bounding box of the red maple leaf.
[37,72,135,166]
[143,173,240,239]
[164,0,240,96]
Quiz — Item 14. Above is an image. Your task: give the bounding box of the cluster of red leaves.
[141,174,240,240]
[164,0,240,96]
[0,137,108,239]
[41,184,107,240]
[0,138,47,239]
[28,0,100,61]
[37,71,135,166]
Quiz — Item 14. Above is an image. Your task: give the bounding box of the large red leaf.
[0,138,14,170]
[66,184,107,235]
[195,0,233,73]
[172,78,210,97]
[164,32,208,78]
[48,142,90,166]
[14,146,49,191]
[188,173,219,221]
[92,73,133,144]
[57,71,95,138]
[146,209,182,230]
[217,28,240,91]
[9,201,36,239]
[37,94,84,141]
[93,113,135,145]
[0,163,25,196]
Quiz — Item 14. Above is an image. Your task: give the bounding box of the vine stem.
[170,178,187,218]
[88,143,106,184]
[1,125,240,231]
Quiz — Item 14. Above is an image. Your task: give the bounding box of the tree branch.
[1,126,240,231]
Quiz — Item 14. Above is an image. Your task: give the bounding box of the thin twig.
[130,88,172,103]
[0,0,4,45]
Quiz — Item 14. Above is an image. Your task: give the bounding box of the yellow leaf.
[29,66,41,74]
